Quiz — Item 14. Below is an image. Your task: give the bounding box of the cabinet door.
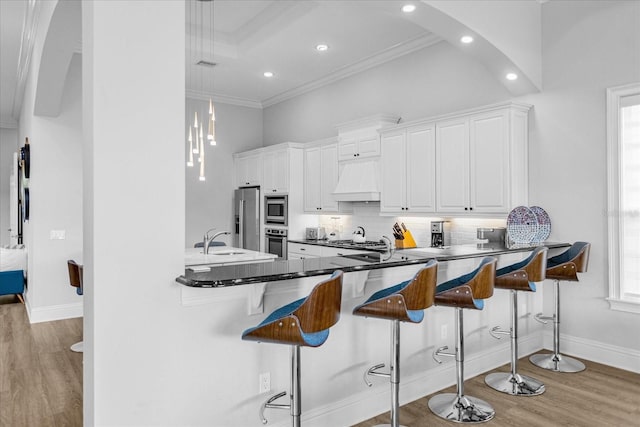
[357,135,380,158]
[263,149,289,193]
[304,147,322,212]
[338,136,358,161]
[436,119,469,212]
[320,144,339,211]
[469,111,509,212]
[236,154,262,187]
[406,124,436,212]
[380,132,406,213]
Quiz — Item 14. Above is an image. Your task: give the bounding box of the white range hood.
[332,161,380,202]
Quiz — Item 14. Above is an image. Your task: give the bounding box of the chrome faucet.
[203,229,230,254]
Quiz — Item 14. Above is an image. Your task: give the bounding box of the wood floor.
[0,295,83,427]
[1,295,638,427]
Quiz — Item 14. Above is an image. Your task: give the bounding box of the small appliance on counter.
[430,221,448,248]
[305,227,326,240]
[477,227,506,244]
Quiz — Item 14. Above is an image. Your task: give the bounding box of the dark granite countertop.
[175,242,570,288]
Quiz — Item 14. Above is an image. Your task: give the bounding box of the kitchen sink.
[211,250,246,256]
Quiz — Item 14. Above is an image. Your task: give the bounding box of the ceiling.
[1,0,441,124]
[187,0,440,108]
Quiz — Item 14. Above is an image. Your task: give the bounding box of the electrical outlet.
[441,324,448,340]
[259,372,270,394]
[50,230,66,240]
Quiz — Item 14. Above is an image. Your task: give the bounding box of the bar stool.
[242,270,343,427]
[429,257,497,424]
[353,260,438,427]
[67,260,84,353]
[530,242,591,372]
[485,247,548,396]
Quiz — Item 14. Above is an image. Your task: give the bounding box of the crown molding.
[261,33,442,108]
[185,89,262,109]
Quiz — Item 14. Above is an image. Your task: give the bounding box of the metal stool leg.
[259,345,301,426]
[530,280,586,372]
[429,308,495,423]
[486,290,545,395]
[364,320,406,427]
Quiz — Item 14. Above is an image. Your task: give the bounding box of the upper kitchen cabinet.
[335,114,400,161]
[234,151,262,188]
[380,124,436,214]
[436,104,531,214]
[263,148,289,194]
[303,139,340,213]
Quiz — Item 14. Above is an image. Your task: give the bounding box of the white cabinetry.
[378,102,530,215]
[338,133,380,161]
[304,142,339,213]
[380,124,436,213]
[436,109,515,213]
[263,149,289,194]
[235,152,262,187]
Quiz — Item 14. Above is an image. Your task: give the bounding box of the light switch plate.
[50,230,66,240]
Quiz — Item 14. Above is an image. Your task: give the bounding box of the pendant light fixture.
[186,0,217,180]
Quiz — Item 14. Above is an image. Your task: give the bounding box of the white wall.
[185,98,262,248]
[263,41,511,145]
[0,127,18,246]
[517,0,640,355]
[17,0,83,322]
[264,0,640,363]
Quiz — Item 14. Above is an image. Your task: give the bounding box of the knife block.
[395,230,417,249]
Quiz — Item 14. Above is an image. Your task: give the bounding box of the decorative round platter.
[530,206,551,242]
[506,206,538,243]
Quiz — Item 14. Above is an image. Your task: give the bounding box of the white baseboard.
[543,330,640,374]
[26,300,83,323]
[268,333,543,427]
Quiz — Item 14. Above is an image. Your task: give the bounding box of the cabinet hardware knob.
[464,207,468,211]
[469,207,473,210]
[406,207,409,210]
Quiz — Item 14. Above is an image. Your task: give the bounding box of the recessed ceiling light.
[263,71,274,78]
[506,73,518,81]
[316,44,329,52]
[460,36,474,44]
[402,4,416,13]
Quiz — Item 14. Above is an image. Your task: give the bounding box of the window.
[607,83,640,313]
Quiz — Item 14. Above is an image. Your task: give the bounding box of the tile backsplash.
[318,204,506,247]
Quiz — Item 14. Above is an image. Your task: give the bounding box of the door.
[406,124,436,212]
[469,111,509,212]
[304,146,322,212]
[235,188,260,251]
[380,131,406,213]
[436,118,469,212]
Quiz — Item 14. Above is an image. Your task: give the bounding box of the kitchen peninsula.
[185,247,276,269]
[176,242,569,287]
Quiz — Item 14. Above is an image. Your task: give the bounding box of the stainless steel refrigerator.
[234,187,260,251]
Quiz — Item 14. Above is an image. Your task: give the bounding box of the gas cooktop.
[326,240,388,251]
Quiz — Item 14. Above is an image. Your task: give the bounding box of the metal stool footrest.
[260,391,289,425]
[489,326,510,339]
[364,363,389,387]
[534,312,553,324]
[432,345,455,364]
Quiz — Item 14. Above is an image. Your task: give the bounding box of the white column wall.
[82,1,185,425]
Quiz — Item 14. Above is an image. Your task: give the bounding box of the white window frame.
[606,82,640,314]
